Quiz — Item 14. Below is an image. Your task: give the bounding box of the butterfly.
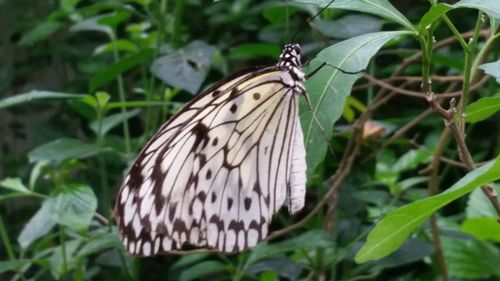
[114,44,309,255]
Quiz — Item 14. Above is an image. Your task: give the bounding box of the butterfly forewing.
[115,44,307,255]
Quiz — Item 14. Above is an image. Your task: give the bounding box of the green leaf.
[466,183,500,218]
[18,203,56,248]
[355,154,500,263]
[0,91,85,109]
[302,31,411,176]
[418,3,453,34]
[151,41,216,94]
[0,178,30,194]
[18,21,62,46]
[179,261,228,281]
[442,237,500,279]
[315,15,382,39]
[94,39,138,55]
[90,48,154,92]
[461,218,500,242]
[295,0,415,31]
[170,254,212,271]
[479,60,500,84]
[78,228,123,256]
[465,96,500,123]
[46,184,97,232]
[0,259,32,274]
[28,138,99,163]
[453,0,500,20]
[69,14,113,36]
[392,148,432,173]
[89,109,141,136]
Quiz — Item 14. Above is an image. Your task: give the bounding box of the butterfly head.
[278,44,302,68]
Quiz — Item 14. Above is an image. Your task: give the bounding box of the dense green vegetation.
[1,0,500,280]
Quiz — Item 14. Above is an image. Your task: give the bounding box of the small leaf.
[0,91,85,109]
[18,21,62,46]
[89,109,141,136]
[46,184,97,232]
[78,228,123,256]
[356,155,500,263]
[0,178,30,193]
[479,61,500,84]
[18,203,56,248]
[0,259,32,274]
[453,0,500,20]
[465,95,500,123]
[28,138,99,163]
[179,261,228,281]
[466,183,500,218]
[418,3,453,34]
[95,91,110,109]
[94,39,138,55]
[70,14,113,36]
[461,218,500,242]
[392,148,432,173]
[151,40,216,94]
[89,48,154,92]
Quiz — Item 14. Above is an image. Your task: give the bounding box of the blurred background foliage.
[0,0,499,280]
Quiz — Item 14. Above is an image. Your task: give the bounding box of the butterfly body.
[115,44,307,255]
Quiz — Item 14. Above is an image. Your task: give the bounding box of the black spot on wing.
[230,104,237,113]
[192,123,210,150]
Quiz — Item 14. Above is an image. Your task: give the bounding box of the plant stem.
[441,15,469,52]
[0,215,15,260]
[111,33,132,155]
[172,0,185,48]
[60,226,68,281]
[96,104,111,221]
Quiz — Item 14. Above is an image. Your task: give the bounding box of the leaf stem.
[96,102,111,222]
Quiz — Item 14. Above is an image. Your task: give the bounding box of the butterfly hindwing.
[115,44,307,255]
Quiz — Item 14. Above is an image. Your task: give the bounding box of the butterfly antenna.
[306,62,365,79]
[291,0,338,42]
[303,92,335,156]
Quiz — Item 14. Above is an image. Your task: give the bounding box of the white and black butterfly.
[114,44,309,255]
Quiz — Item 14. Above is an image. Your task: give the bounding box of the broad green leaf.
[295,0,415,31]
[355,154,500,263]
[0,91,85,109]
[46,184,97,232]
[466,183,500,217]
[151,41,216,94]
[461,218,500,242]
[169,254,212,271]
[179,261,228,281]
[28,138,99,163]
[0,259,32,274]
[418,3,453,34]
[465,96,500,123]
[18,21,62,46]
[0,178,30,194]
[442,237,500,279]
[18,203,56,248]
[302,31,411,176]
[315,15,382,39]
[89,109,141,136]
[29,160,50,189]
[453,0,500,20]
[479,60,500,84]
[97,10,132,28]
[90,48,154,92]
[392,148,432,173]
[373,238,434,268]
